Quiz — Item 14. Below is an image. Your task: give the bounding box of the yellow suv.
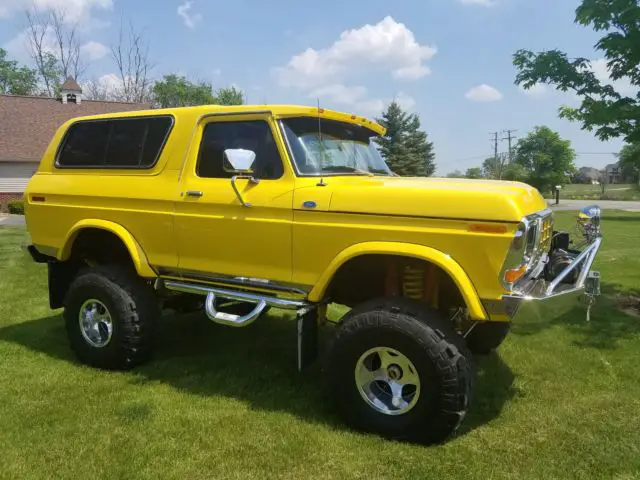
[24,104,602,443]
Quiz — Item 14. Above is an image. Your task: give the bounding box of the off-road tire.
[465,321,510,355]
[325,297,475,444]
[63,265,159,370]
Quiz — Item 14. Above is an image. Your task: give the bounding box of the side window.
[197,120,284,179]
[57,116,173,168]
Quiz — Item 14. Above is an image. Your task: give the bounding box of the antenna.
[317,97,326,186]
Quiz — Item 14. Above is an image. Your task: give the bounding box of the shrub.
[7,200,24,215]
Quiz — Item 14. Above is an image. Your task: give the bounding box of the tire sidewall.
[64,269,150,369]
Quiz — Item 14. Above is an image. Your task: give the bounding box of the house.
[0,77,150,205]
[573,166,601,184]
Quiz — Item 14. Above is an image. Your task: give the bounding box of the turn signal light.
[504,263,527,284]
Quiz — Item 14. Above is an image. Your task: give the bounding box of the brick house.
[0,77,150,206]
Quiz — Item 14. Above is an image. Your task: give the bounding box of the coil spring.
[402,265,425,300]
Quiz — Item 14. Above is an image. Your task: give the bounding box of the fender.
[58,219,157,278]
[307,241,488,321]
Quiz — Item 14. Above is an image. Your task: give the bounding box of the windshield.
[281,117,392,176]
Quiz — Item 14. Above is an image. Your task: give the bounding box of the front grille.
[540,216,553,251]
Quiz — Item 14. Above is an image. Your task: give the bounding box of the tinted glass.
[197,120,284,179]
[57,116,172,168]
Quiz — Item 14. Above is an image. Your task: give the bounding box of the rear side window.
[57,116,173,168]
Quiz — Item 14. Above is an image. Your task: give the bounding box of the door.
[173,113,294,284]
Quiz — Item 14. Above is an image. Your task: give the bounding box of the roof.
[61,76,82,92]
[0,94,151,162]
[67,103,388,136]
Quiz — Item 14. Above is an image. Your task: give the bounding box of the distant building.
[605,162,625,184]
[573,166,601,184]
[0,77,150,205]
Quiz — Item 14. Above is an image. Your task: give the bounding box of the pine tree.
[375,101,435,176]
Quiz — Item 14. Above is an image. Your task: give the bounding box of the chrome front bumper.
[500,236,602,320]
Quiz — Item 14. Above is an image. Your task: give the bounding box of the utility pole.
[490,132,500,179]
[502,129,517,163]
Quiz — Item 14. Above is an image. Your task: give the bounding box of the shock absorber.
[402,264,425,301]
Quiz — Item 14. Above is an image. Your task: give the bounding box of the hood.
[327,176,548,223]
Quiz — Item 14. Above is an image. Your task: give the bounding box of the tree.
[0,48,38,95]
[446,170,465,178]
[618,143,640,185]
[482,154,508,180]
[465,167,483,179]
[514,0,640,144]
[375,101,436,176]
[152,74,215,107]
[215,86,244,105]
[513,126,577,193]
[111,21,154,103]
[502,163,529,182]
[24,8,84,97]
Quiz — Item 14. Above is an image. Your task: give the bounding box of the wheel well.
[47,228,136,310]
[326,254,465,314]
[69,228,134,267]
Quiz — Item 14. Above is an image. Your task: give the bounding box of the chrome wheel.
[78,299,113,348]
[354,346,421,416]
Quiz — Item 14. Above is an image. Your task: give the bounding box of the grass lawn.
[547,183,640,201]
[1,211,640,479]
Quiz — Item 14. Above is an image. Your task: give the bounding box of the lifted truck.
[24,104,602,444]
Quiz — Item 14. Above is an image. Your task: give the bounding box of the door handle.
[186,190,203,198]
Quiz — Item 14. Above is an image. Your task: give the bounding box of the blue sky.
[0,0,627,174]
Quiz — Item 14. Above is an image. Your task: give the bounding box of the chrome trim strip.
[162,280,310,310]
[156,268,310,296]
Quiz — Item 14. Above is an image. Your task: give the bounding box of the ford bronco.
[23,105,602,444]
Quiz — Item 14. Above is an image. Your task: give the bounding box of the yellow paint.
[307,242,487,320]
[59,219,157,278]
[25,103,550,321]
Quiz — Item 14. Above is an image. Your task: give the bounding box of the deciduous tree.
[514,0,640,144]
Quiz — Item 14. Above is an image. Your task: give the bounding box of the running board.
[161,280,311,327]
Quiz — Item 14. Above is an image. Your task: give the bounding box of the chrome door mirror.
[223,148,255,173]
[223,148,259,207]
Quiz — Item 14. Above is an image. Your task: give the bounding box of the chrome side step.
[161,280,311,327]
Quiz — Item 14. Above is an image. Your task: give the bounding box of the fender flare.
[307,241,487,320]
[58,219,157,278]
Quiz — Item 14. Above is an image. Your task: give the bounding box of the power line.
[501,129,517,161]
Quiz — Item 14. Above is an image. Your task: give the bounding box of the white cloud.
[589,58,635,95]
[80,40,108,61]
[309,84,368,105]
[465,84,503,102]
[459,0,496,5]
[273,16,436,89]
[519,82,547,97]
[0,0,112,22]
[177,1,202,29]
[356,91,416,117]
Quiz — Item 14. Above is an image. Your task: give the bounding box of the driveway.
[0,214,27,226]
[547,199,640,212]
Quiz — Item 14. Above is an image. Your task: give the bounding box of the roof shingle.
[0,95,151,162]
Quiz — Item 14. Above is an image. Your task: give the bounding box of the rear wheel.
[63,265,159,370]
[465,321,510,355]
[325,297,475,444]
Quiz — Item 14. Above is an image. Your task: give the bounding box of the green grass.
[1,212,640,479]
[548,183,640,201]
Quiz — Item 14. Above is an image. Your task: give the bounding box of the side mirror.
[223,148,259,207]
[223,148,255,174]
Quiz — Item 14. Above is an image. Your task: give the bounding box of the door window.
[196,120,284,179]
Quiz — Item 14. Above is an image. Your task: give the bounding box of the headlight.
[500,210,553,290]
[501,221,530,289]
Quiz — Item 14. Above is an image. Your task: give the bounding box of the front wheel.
[63,265,160,370]
[325,298,475,444]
